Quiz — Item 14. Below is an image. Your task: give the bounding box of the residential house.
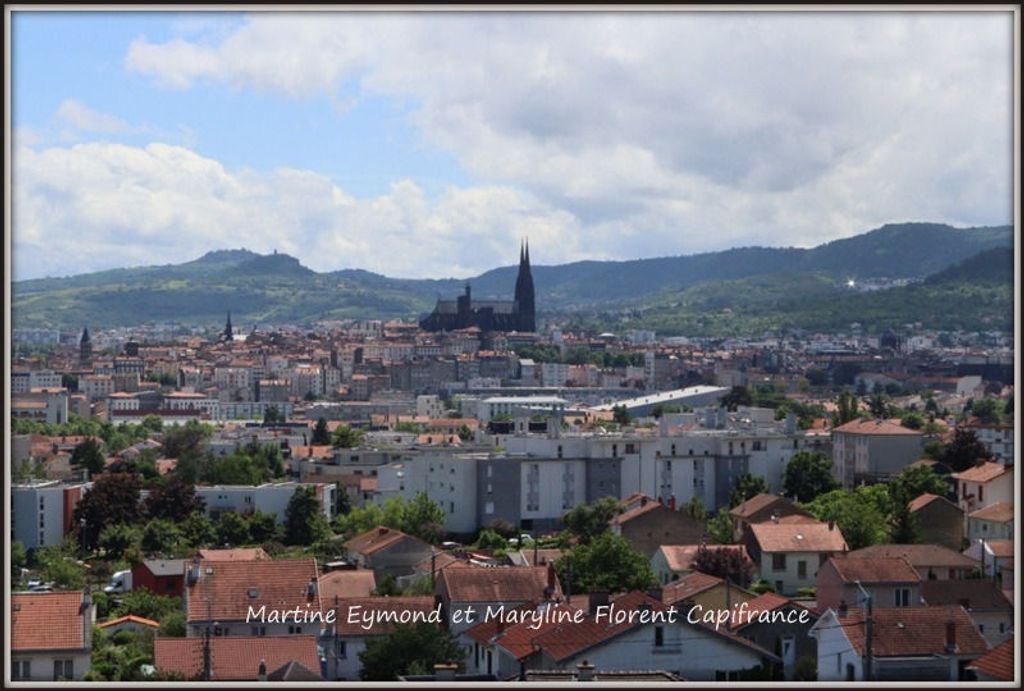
[97,615,160,638]
[651,544,749,585]
[154,635,322,681]
[960,418,1014,463]
[967,502,1013,542]
[660,571,756,612]
[729,493,812,542]
[744,519,848,595]
[816,556,922,611]
[132,559,185,598]
[831,418,923,488]
[197,547,271,562]
[908,493,964,551]
[727,592,818,681]
[952,462,1013,515]
[610,496,705,558]
[343,526,434,581]
[810,605,989,681]
[317,569,377,606]
[11,590,95,681]
[963,539,1014,580]
[846,544,980,581]
[966,637,1014,682]
[437,564,562,636]
[183,558,321,638]
[321,596,437,680]
[921,579,1013,647]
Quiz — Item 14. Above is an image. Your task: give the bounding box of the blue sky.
[10,10,1015,281]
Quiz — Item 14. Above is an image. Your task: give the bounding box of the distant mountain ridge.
[11,222,1014,332]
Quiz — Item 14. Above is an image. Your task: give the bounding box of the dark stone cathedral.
[419,239,536,333]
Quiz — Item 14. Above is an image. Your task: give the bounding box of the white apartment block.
[11,482,91,549]
[11,370,64,394]
[139,482,337,525]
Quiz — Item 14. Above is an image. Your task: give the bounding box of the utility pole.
[855,581,873,682]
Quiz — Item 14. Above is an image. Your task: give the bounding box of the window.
[337,640,347,659]
[978,486,984,502]
[798,561,807,578]
[999,622,1006,633]
[288,625,303,634]
[671,444,676,456]
[625,443,636,454]
[484,501,494,514]
[654,626,664,647]
[895,588,910,607]
[251,626,266,636]
[449,502,455,514]
[487,466,493,478]
[557,445,563,459]
[612,444,618,457]
[772,554,787,571]
[487,483,493,495]
[13,660,31,680]
[978,624,985,633]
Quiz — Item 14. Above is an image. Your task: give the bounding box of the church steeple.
[223,311,233,342]
[513,237,536,332]
[79,326,93,367]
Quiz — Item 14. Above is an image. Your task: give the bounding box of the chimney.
[589,590,609,615]
[828,520,835,531]
[306,577,318,601]
[576,660,595,682]
[837,600,848,618]
[945,621,957,653]
[668,495,676,511]
[257,659,267,682]
[640,496,648,507]
[434,662,458,682]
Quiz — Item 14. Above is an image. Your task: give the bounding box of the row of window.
[11,659,74,680]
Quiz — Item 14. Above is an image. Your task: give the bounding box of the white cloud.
[55,99,135,134]
[12,141,581,281]
[117,10,1012,261]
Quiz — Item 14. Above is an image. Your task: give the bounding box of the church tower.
[514,238,536,332]
[79,326,92,367]
[223,312,234,342]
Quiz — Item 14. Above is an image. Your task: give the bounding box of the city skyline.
[11,9,1014,282]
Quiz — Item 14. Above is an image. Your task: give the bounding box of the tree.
[160,420,212,463]
[143,477,205,522]
[476,529,506,550]
[783,452,838,503]
[555,532,658,593]
[867,393,890,418]
[939,428,993,472]
[99,524,143,561]
[263,406,285,424]
[804,488,888,551]
[729,474,769,508]
[73,473,143,550]
[457,425,474,442]
[680,496,707,522]
[216,511,251,546]
[900,412,924,430]
[179,511,216,549]
[247,510,282,544]
[692,545,756,588]
[358,622,464,681]
[889,465,950,505]
[31,545,86,589]
[612,405,631,425]
[721,386,753,411]
[71,438,107,477]
[311,418,331,445]
[401,492,446,544]
[332,424,365,449]
[833,391,859,426]
[561,496,621,544]
[108,590,182,621]
[971,398,1002,424]
[284,485,331,546]
[705,507,736,544]
[141,519,182,556]
[159,610,186,638]
[11,541,27,584]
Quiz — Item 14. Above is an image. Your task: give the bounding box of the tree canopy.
[783,451,838,503]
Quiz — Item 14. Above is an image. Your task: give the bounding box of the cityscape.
[6,7,1019,688]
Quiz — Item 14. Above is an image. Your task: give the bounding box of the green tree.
[74,473,143,550]
[71,438,107,477]
[401,492,446,544]
[108,590,182,621]
[311,417,331,445]
[143,477,205,522]
[31,545,86,589]
[783,452,838,503]
[867,393,891,418]
[332,424,365,449]
[141,519,182,556]
[160,420,212,463]
[358,622,464,681]
[284,485,331,546]
[680,496,707,522]
[554,532,658,593]
[159,609,186,638]
[247,510,282,544]
[939,428,993,472]
[889,465,950,504]
[179,511,216,549]
[729,474,769,508]
[99,523,143,561]
[804,488,888,551]
[216,512,251,546]
[11,541,27,585]
[612,405,631,425]
[971,398,1002,424]
[900,412,924,430]
[721,386,753,411]
[476,529,506,550]
[561,496,621,544]
[705,507,736,544]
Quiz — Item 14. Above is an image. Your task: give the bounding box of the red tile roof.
[657,544,747,572]
[98,614,160,629]
[317,570,377,604]
[826,556,921,584]
[953,462,1010,484]
[344,526,423,556]
[154,635,321,680]
[661,571,723,605]
[921,579,1013,610]
[749,521,848,553]
[328,596,437,636]
[186,558,320,623]
[832,418,922,436]
[835,606,989,657]
[11,591,87,652]
[968,502,1014,523]
[967,637,1014,681]
[850,544,979,570]
[908,493,959,513]
[441,566,560,603]
[197,548,270,562]
[729,592,813,630]
[611,500,663,525]
[729,493,801,520]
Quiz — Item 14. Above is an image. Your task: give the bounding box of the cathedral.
[419,239,536,333]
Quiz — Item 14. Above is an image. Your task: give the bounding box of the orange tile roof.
[186,558,319,623]
[197,548,270,562]
[317,570,377,603]
[441,566,560,603]
[968,502,1014,523]
[967,637,1014,681]
[826,556,920,584]
[953,462,1010,484]
[850,544,978,570]
[98,614,160,629]
[978,539,1015,558]
[291,445,335,460]
[908,493,959,513]
[835,606,989,657]
[154,635,321,681]
[729,592,812,630]
[658,544,747,572]
[661,571,723,605]
[328,596,437,636]
[749,521,848,553]
[12,591,86,652]
[611,500,664,525]
[730,493,789,519]
[344,526,423,556]
[832,418,922,436]
[921,579,1013,610]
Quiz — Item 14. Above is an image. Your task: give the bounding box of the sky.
[10,9,1015,281]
